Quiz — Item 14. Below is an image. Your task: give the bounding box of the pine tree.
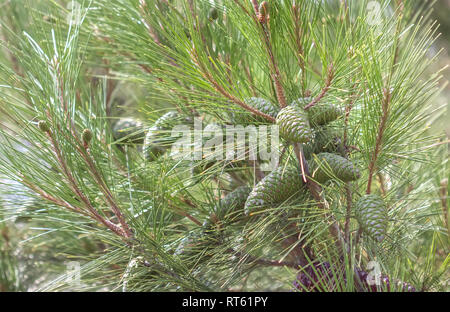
[0,0,448,292]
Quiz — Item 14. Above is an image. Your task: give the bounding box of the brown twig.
[44,128,128,238]
[304,64,335,110]
[233,0,287,108]
[21,177,86,216]
[343,83,357,154]
[190,49,276,122]
[77,144,133,237]
[292,3,306,92]
[251,0,259,15]
[173,208,203,226]
[355,89,392,245]
[260,25,287,108]
[50,60,133,238]
[168,199,202,227]
[366,88,391,194]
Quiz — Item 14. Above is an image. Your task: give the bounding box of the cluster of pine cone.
[112,94,392,290]
[238,96,388,243]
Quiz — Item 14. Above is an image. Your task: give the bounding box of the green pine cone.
[143,126,170,161]
[355,194,388,242]
[308,153,360,183]
[292,97,343,127]
[174,233,199,257]
[143,111,186,161]
[303,127,346,158]
[232,97,280,124]
[245,166,305,216]
[217,186,252,218]
[276,105,312,143]
[154,111,180,128]
[113,118,145,144]
[246,97,280,119]
[175,230,220,262]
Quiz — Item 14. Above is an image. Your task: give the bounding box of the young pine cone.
[308,152,360,183]
[233,97,280,124]
[244,166,305,216]
[113,118,145,144]
[143,111,186,161]
[355,194,388,242]
[276,105,312,143]
[292,97,343,127]
[216,186,252,219]
[303,126,346,158]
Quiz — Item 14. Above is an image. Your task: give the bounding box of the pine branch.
[366,88,391,194]
[44,127,128,238]
[304,64,334,110]
[251,0,259,15]
[190,49,276,122]
[51,57,133,238]
[292,3,306,92]
[21,177,86,216]
[234,0,287,108]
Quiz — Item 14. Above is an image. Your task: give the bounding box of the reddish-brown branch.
[169,203,202,226]
[258,1,269,24]
[75,142,133,237]
[304,64,335,110]
[21,178,86,216]
[355,89,392,245]
[292,4,306,91]
[366,88,391,194]
[45,128,128,238]
[343,84,357,153]
[251,0,259,15]
[233,0,287,108]
[50,62,133,238]
[260,25,287,108]
[190,50,276,122]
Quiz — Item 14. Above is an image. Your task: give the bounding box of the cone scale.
[355,194,388,242]
[245,166,305,215]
